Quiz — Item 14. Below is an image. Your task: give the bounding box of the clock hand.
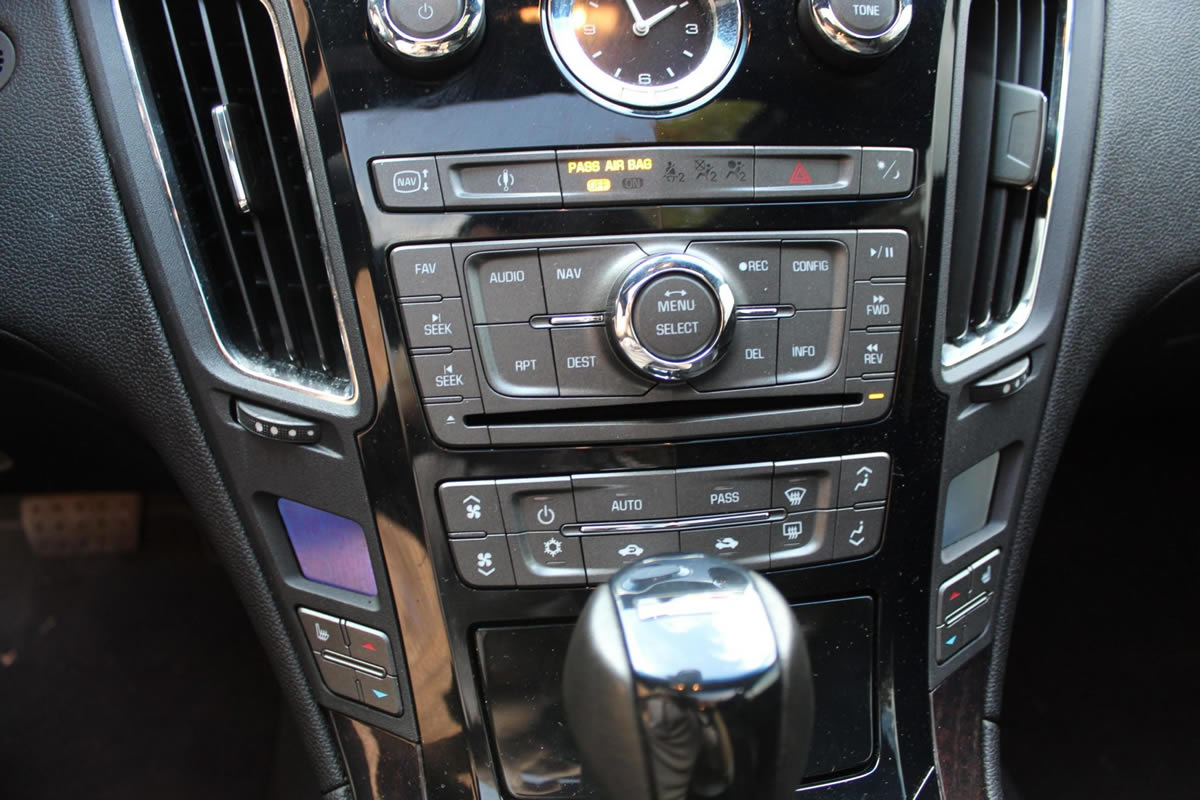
[638,2,680,32]
[622,0,648,28]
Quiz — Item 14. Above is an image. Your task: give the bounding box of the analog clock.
[544,0,744,114]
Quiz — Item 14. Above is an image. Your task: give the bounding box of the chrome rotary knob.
[609,253,737,382]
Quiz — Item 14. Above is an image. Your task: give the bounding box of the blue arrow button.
[944,635,958,646]
[372,689,389,699]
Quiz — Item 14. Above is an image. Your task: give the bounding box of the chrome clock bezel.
[543,0,745,116]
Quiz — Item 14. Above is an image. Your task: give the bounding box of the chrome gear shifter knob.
[563,554,814,800]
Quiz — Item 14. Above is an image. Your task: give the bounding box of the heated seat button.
[358,673,404,715]
[581,532,680,584]
[496,477,576,532]
[475,324,558,397]
[401,299,470,349]
[690,319,777,391]
[772,457,841,512]
[508,532,587,587]
[937,568,972,622]
[850,282,905,329]
[686,241,781,304]
[439,480,504,535]
[572,470,676,521]
[466,250,546,323]
[679,525,770,569]
[411,350,480,400]
[552,327,652,397]
[438,151,562,208]
[344,621,396,674]
[770,510,835,568]
[970,549,1002,597]
[676,463,772,515]
[391,244,459,299]
[780,240,851,310]
[298,608,347,654]
[777,310,844,383]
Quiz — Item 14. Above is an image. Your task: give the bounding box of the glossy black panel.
[476,594,875,798]
[289,0,954,796]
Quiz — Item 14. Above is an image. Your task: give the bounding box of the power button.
[388,0,464,36]
[496,477,577,532]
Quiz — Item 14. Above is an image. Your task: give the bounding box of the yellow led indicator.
[867,392,886,400]
[567,159,602,174]
[586,178,612,193]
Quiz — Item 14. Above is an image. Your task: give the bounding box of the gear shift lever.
[563,554,814,800]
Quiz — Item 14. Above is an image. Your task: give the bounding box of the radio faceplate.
[394,229,908,445]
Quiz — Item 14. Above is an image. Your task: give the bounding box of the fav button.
[391,244,459,299]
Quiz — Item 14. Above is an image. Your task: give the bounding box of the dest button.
[552,326,652,397]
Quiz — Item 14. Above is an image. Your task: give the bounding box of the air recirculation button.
[610,253,736,381]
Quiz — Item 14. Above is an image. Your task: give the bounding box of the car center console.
[73,0,1103,796]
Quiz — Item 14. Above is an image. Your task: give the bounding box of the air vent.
[943,0,1065,366]
[122,0,352,397]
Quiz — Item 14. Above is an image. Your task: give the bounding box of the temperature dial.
[609,253,736,381]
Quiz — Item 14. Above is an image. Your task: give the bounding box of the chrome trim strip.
[941,0,1075,368]
[210,103,252,214]
[566,508,781,535]
[112,0,359,403]
[809,0,912,57]
[549,312,606,327]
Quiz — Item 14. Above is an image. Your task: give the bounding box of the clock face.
[544,0,743,113]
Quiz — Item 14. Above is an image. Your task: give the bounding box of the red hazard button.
[753,147,861,199]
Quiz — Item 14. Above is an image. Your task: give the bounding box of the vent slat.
[946,0,1055,353]
[161,0,268,355]
[127,0,350,389]
[946,0,999,342]
[237,2,335,373]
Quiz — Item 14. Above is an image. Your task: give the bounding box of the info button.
[437,151,562,209]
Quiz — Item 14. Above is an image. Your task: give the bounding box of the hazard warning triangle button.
[753,146,861,199]
[789,161,813,184]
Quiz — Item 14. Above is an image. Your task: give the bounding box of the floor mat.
[0,496,281,800]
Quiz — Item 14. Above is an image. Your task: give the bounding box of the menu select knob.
[610,253,736,382]
[368,0,485,66]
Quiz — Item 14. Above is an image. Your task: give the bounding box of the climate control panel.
[439,453,891,588]
[395,229,909,445]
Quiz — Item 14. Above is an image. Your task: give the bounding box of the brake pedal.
[19,493,142,557]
